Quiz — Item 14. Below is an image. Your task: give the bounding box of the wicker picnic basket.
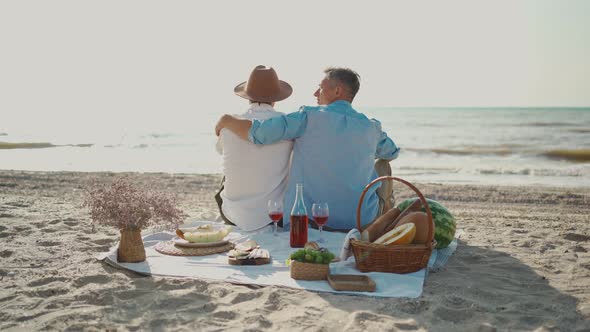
[350,176,435,274]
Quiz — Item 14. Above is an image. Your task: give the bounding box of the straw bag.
[350,176,435,274]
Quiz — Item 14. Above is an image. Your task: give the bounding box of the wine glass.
[267,199,283,236]
[312,202,329,244]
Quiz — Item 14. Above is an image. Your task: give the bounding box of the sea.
[2,107,589,188]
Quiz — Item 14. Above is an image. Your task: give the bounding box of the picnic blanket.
[98,221,458,298]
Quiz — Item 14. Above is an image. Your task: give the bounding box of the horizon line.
[356,106,590,109]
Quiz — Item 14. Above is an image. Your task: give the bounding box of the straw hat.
[234,65,292,103]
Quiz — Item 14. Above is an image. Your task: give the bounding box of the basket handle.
[356,176,434,249]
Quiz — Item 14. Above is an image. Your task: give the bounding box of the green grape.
[316,250,334,264]
[304,254,313,262]
[314,255,324,264]
[291,250,305,262]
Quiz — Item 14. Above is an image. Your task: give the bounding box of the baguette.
[383,198,423,234]
[361,207,401,242]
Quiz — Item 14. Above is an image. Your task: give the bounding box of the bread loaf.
[383,198,423,234]
[360,207,401,242]
[395,211,431,244]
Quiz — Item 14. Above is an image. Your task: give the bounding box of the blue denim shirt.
[249,100,400,230]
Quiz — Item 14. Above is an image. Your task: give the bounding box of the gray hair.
[324,67,361,100]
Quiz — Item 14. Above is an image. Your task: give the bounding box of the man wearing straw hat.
[214,65,293,231]
[216,67,399,231]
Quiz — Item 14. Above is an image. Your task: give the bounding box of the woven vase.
[118,228,146,263]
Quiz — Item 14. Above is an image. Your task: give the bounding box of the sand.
[1,170,589,331]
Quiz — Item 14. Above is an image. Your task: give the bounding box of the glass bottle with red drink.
[290,183,308,248]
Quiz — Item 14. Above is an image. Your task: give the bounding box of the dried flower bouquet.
[83,177,186,262]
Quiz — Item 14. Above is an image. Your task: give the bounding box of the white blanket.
[98,221,457,298]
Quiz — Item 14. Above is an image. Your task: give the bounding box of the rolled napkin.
[339,228,361,261]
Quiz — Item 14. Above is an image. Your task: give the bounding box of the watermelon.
[396,198,456,249]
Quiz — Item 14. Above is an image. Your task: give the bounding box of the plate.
[172,237,229,248]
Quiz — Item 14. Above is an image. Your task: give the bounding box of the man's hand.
[215,114,253,141]
[215,114,234,136]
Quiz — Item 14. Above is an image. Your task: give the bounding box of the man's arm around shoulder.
[215,115,252,141]
[215,108,308,145]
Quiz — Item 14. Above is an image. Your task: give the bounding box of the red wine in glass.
[312,202,329,244]
[267,200,283,236]
[269,212,283,222]
[314,216,328,227]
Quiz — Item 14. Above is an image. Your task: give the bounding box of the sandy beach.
[1,170,589,331]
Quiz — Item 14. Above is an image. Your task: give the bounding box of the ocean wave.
[405,147,514,156]
[398,166,461,173]
[477,167,588,177]
[478,168,533,176]
[541,149,590,162]
[520,122,577,127]
[144,133,174,139]
[569,128,590,133]
[399,164,590,178]
[405,146,590,163]
[0,142,93,150]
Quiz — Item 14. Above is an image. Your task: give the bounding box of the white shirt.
[216,103,293,231]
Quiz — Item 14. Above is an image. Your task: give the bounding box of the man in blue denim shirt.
[215,67,399,231]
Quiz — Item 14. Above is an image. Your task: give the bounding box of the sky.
[1,0,589,133]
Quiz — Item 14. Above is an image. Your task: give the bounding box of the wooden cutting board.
[228,248,271,265]
[228,256,271,265]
